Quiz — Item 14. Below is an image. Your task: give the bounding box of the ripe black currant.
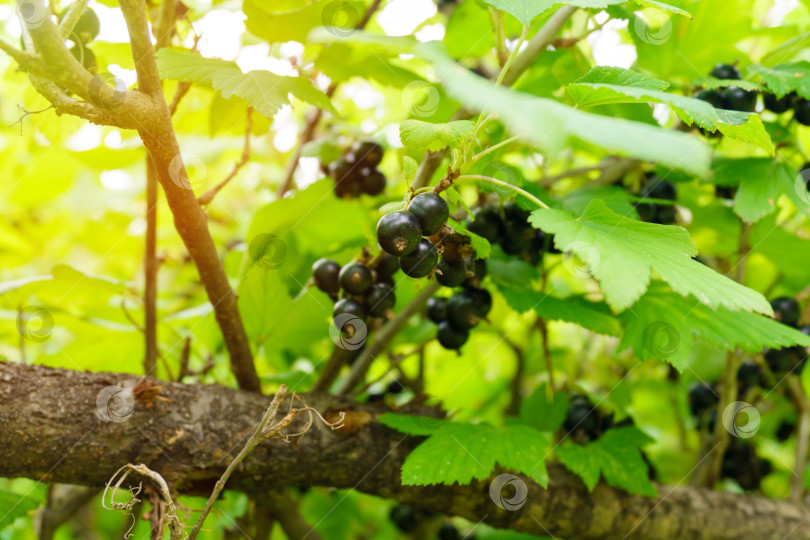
[564,397,600,439]
[69,43,97,72]
[367,392,385,403]
[764,92,793,113]
[61,7,100,44]
[776,419,795,441]
[333,298,367,320]
[377,211,422,257]
[716,185,736,199]
[375,253,400,280]
[312,258,341,294]
[437,320,469,350]
[339,262,373,294]
[364,283,395,317]
[352,140,384,167]
[438,524,461,540]
[463,287,492,317]
[446,292,480,331]
[436,258,467,287]
[408,193,449,236]
[795,98,810,126]
[386,379,406,394]
[641,178,677,200]
[764,347,797,375]
[688,381,718,416]
[736,359,760,392]
[360,168,386,196]
[770,296,800,326]
[389,506,419,533]
[466,207,504,244]
[399,239,438,278]
[653,205,678,225]
[709,63,741,80]
[695,89,725,109]
[427,297,448,323]
[722,87,757,112]
[330,158,362,199]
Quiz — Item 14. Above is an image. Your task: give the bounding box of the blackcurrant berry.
[795,99,810,126]
[716,185,736,199]
[367,392,385,403]
[437,321,468,350]
[333,298,367,320]
[360,168,386,196]
[653,205,677,225]
[364,283,395,317]
[504,202,531,223]
[641,179,677,200]
[426,297,448,323]
[399,239,438,278]
[62,7,100,44]
[722,87,757,112]
[375,253,400,280]
[463,258,487,288]
[764,347,797,375]
[770,296,800,326]
[736,360,760,392]
[389,506,419,533]
[709,63,741,80]
[536,230,561,254]
[377,211,422,257]
[463,287,492,317]
[312,258,341,294]
[776,419,795,441]
[438,524,461,540]
[446,292,480,331]
[500,220,531,254]
[436,259,467,287]
[764,92,793,113]
[339,262,373,294]
[386,379,406,394]
[695,89,724,109]
[688,382,718,416]
[408,193,449,236]
[635,202,657,222]
[352,140,384,167]
[466,207,504,244]
[564,398,600,438]
[69,43,97,72]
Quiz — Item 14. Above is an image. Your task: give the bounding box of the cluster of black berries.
[688,360,762,431]
[633,174,678,225]
[311,252,399,330]
[326,140,387,199]
[764,297,809,376]
[376,192,450,277]
[466,202,559,263]
[63,8,100,73]
[721,439,773,491]
[426,260,491,351]
[389,506,474,539]
[695,64,756,113]
[696,63,810,124]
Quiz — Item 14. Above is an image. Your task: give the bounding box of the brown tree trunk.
[1,362,807,540]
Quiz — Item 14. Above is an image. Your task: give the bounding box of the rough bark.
[1,362,807,540]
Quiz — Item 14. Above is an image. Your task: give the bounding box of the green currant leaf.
[518,383,570,432]
[382,416,552,487]
[618,282,810,370]
[399,120,475,152]
[568,67,773,154]
[748,62,810,99]
[402,156,418,181]
[0,489,39,531]
[557,427,657,496]
[712,158,798,223]
[156,49,337,118]
[528,200,772,314]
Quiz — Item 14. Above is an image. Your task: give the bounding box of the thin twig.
[198,107,253,206]
[187,386,344,540]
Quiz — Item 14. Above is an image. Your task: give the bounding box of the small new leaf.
[399,120,475,152]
